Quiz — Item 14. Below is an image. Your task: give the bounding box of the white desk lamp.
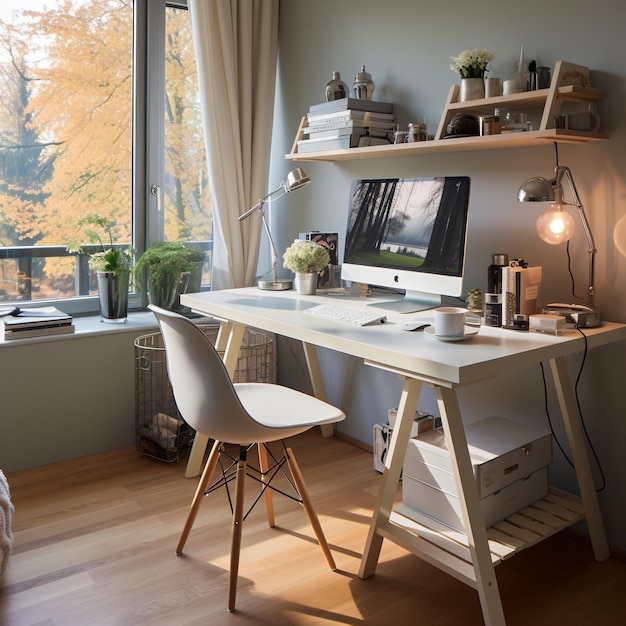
[238,168,311,290]
[518,163,600,327]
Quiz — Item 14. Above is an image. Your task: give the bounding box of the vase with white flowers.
[67,212,134,323]
[450,48,494,101]
[282,240,330,295]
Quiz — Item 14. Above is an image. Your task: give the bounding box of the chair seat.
[234,383,344,444]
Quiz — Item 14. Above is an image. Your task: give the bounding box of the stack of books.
[0,306,75,340]
[297,98,395,154]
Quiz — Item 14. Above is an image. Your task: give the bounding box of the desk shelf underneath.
[388,487,585,587]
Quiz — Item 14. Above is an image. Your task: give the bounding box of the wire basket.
[134,324,274,462]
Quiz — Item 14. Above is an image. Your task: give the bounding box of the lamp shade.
[517,176,555,203]
[286,167,311,192]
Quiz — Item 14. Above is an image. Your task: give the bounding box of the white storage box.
[402,416,552,531]
[403,466,548,531]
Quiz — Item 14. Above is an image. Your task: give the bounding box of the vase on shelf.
[294,272,318,295]
[459,77,485,102]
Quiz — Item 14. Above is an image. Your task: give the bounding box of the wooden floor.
[2,430,625,625]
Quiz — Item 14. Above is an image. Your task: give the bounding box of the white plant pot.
[459,77,485,102]
[294,272,318,295]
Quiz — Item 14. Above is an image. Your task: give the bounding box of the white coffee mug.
[434,306,480,337]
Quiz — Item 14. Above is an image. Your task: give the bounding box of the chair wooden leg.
[228,448,247,612]
[176,439,222,556]
[257,443,275,528]
[285,446,336,571]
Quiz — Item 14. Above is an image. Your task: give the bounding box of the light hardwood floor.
[2,430,625,625]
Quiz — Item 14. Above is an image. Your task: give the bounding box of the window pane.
[0,1,133,303]
[164,5,211,288]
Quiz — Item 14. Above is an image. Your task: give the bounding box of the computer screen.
[341,176,471,313]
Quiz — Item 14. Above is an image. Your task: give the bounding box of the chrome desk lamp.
[238,168,311,290]
[518,161,600,327]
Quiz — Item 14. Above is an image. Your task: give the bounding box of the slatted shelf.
[387,487,585,584]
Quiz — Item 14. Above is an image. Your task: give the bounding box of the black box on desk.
[299,231,338,290]
[402,416,551,531]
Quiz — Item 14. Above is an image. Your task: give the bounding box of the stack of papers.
[0,306,75,340]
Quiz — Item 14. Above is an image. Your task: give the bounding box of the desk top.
[181,288,626,386]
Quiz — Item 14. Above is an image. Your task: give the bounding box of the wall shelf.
[286,61,608,163]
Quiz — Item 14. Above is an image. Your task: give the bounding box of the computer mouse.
[401,321,431,332]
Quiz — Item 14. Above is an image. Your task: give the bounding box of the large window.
[0,0,211,313]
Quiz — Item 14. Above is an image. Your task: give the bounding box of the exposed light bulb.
[535,204,576,244]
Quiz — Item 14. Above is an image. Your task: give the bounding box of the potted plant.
[450,48,494,101]
[67,212,134,323]
[282,240,330,295]
[135,240,206,310]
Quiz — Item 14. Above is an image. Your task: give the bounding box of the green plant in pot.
[136,240,206,310]
[67,212,134,323]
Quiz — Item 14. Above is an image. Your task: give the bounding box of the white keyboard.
[304,303,387,326]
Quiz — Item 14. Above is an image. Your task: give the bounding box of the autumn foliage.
[0,0,210,301]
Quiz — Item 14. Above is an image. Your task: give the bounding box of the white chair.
[148,305,345,611]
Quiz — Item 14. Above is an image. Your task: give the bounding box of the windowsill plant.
[135,240,206,309]
[66,212,134,276]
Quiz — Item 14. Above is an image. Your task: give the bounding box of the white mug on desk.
[434,306,480,337]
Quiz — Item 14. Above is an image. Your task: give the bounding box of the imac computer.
[341,176,471,313]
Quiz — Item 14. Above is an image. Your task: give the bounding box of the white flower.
[450,49,494,79]
[282,240,330,274]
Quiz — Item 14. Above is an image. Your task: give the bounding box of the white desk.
[181,287,626,626]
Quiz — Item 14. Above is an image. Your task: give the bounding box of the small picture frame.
[299,231,339,290]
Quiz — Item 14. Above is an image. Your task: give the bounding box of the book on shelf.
[1,322,75,340]
[304,125,393,141]
[0,306,74,339]
[307,109,395,124]
[308,98,394,115]
[297,133,391,154]
[304,118,396,135]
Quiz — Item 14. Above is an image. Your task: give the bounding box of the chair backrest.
[148,305,268,444]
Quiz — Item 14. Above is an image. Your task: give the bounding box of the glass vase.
[97,270,129,323]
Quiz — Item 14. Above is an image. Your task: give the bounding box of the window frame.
[0,0,204,316]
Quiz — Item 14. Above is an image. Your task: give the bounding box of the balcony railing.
[0,241,212,301]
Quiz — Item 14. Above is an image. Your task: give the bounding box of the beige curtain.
[188,0,279,289]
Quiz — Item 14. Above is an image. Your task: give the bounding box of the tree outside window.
[0,0,211,305]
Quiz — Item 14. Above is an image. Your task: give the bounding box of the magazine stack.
[0,306,75,340]
[297,98,395,154]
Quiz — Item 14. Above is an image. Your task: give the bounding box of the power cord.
[539,325,606,492]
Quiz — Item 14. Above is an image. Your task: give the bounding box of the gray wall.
[0,318,157,473]
[269,0,626,551]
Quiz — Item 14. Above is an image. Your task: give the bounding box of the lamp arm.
[238,181,288,222]
[258,204,279,285]
[557,166,597,306]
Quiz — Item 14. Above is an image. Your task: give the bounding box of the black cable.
[539,325,606,492]
[572,327,606,492]
[565,241,583,300]
[539,360,573,467]
[553,142,583,302]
